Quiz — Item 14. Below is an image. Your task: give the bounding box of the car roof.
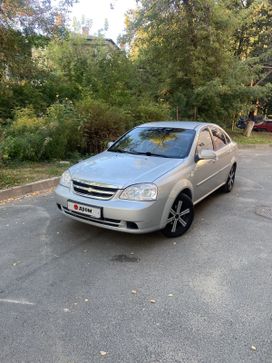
[138,121,210,130]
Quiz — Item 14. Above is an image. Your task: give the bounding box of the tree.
[0,0,75,120]
[43,34,140,107]
[0,0,74,35]
[122,0,271,127]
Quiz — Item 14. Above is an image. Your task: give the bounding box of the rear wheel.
[162,193,194,238]
[222,165,236,193]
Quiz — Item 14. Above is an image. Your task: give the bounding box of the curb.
[0,177,60,202]
[238,144,272,149]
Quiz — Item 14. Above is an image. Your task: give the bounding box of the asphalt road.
[0,148,272,363]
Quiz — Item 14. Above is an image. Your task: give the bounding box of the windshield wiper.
[110,149,128,153]
[110,149,174,158]
[131,151,172,158]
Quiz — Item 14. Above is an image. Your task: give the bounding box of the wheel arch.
[230,154,238,170]
[178,188,192,199]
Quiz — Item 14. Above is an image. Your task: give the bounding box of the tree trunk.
[244,120,254,137]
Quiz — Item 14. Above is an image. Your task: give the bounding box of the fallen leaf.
[150,299,156,303]
[100,351,107,356]
[251,345,257,351]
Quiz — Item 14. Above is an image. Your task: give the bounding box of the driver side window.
[197,129,214,154]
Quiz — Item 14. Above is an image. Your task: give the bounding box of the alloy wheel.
[162,193,194,238]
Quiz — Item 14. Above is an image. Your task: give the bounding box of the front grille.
[62,206,121,227]
[72,180,118,200]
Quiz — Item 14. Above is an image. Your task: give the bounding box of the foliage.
[0,100,82,161]
[123,0,272,126]
[0,0,76,124]
[0,0,74,81]
[1,0,272,163]
[225,0,272,60]
[0,96,170,161]
[0,0,74,34]
[44,34,139,107]
[131,102,170,123]
[76,97,131,154]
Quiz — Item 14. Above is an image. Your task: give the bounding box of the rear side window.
[197,129,213,153]
[223,132,231,144]
[211,127,227,151]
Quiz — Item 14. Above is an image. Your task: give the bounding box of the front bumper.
[55,184,166,234]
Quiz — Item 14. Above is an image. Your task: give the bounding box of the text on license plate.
[67,201,101,219]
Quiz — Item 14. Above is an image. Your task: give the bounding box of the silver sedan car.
[55,121,238,237]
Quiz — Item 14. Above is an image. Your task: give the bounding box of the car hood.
[70,151,183,188]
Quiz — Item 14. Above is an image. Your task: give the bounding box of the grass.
[0,161,69,190]
[228,129,272,144]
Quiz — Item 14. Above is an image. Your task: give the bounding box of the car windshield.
[108,127,196,159]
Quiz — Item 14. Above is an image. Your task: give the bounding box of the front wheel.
[161,193,194,238]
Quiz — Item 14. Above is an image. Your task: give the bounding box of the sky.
[69,0,137,42]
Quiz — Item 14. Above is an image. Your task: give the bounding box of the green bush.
[0,98,171,161]
[42,100,82,159]
[0,101,82,161]
[0,107,47,161]
[77,97,131,154]
[132,102,170,123]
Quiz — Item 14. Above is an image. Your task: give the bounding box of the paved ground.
[0,148,272,363]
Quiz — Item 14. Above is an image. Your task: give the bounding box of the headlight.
[60,170,72,188]
[120,183,157,201]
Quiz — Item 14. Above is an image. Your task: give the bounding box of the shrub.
[0,107,47,161]
[0,98,171,161]
[12,107,44,130]
[42,100,82,159]
[0,100,82,161]
[131,102,171,124]
[76,97,131,154]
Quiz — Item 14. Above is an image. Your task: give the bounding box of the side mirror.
[107,141,114,149]
[197,149,217,161]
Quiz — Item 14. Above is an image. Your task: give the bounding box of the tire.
[222,164,236,193]
[161,193,194,238]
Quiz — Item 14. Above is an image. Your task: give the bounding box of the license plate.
[67,201,101,219]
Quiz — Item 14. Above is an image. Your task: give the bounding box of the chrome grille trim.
[72,179,118,200]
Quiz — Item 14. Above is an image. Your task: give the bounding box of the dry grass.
[0,162,68,190]
[228,129,272,145]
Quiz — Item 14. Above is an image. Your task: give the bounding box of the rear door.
[209,126,232,186]
[192,128,219,202]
